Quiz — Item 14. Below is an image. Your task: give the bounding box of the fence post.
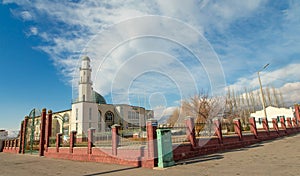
[262,118,269,135]
[249,117,258,139]
[8,140,11,150]
[234,119,243,141]
[45,110,52,152]
[213,119,223,144]
[280,117,287,134]
[18,121,24,153]
[185,117,197,147]
[56,133,62,153]
[292,117,297,128]
[39,108,47,156]
[147,119,158,167]
[88,128,95,155]
[21,116,29,154]
[272,118,279,135]
[287,118,292,129]
[112,125,120,156]
[14,139,18,151]
[294,104,300,122]
[69,131,77,153]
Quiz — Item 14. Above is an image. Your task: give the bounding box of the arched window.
[98,111,102,122]
[98,111,102,132]
[105,111,114,122]
[63,113,69,123]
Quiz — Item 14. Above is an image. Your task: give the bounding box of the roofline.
[52,109,72,114]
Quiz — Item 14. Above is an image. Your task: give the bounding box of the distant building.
[0,130,8,140]
[250,106,294,129]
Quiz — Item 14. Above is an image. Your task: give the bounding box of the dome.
[82,56,90,61]
[92,91,107,104]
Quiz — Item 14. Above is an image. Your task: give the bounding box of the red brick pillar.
[262,118,269,135]
[272,118,279,135]
[294,104,300,122]
[292,118,297,128]
[69,131,77,153]
[112,125,120,156]
[21,116,29,154]
[213,119,223,144]
[45,110,52,152]
[88,128,95,154]
[234,119,243,141]
[39,108,47,156]
[56,133,62,152]
[185,117,197,147]
[280,117,287,134]
[249,117,258,139]
[18,121,24,153]
[146,119,158,166]
[287,118,292,129]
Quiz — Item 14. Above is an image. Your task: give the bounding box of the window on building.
[89,122,92,128]
[105,111,114,121]
[89,108,92,120]
[76,108,78,120]
[98,111,102,132]
[63,113,69,124]
[128,111,139,120]
[76,123,78,132]
[258,118,262,124]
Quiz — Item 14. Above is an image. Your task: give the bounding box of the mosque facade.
[33,56,153,141]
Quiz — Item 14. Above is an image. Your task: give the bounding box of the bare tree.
[272,86,279,107]
[265,86,272,107]
[166,108,180,126]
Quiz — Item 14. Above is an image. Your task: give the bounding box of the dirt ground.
[1,134,300,176]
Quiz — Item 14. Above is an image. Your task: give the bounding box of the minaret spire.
[78,56,93,102]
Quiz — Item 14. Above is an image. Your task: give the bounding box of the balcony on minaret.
[79,67,92,71]
[78,80,93,85]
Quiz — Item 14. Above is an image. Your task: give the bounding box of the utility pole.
[257,63,269,120]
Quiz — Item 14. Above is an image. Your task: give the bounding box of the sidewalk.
[1,134,300,176]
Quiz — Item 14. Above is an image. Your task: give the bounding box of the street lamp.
[257,63,269,120]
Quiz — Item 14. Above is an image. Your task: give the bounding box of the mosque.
[29,56,153,141]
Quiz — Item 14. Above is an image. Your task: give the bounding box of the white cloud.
[29,26,38,35]
[279,82,300,106]
[20,10,33,21]
[3,0,300,109]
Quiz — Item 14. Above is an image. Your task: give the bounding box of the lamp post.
[257,63,269,120]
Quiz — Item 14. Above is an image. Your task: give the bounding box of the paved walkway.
[1,134,300,176]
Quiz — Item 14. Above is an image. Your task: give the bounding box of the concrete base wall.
[173,128,300,161]
[2,128,300,168]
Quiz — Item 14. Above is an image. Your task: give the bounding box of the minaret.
[78,56,93,102]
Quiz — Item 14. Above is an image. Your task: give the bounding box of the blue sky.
[1,0,300,130]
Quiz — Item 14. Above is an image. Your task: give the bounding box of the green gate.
[25,108,41,154]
